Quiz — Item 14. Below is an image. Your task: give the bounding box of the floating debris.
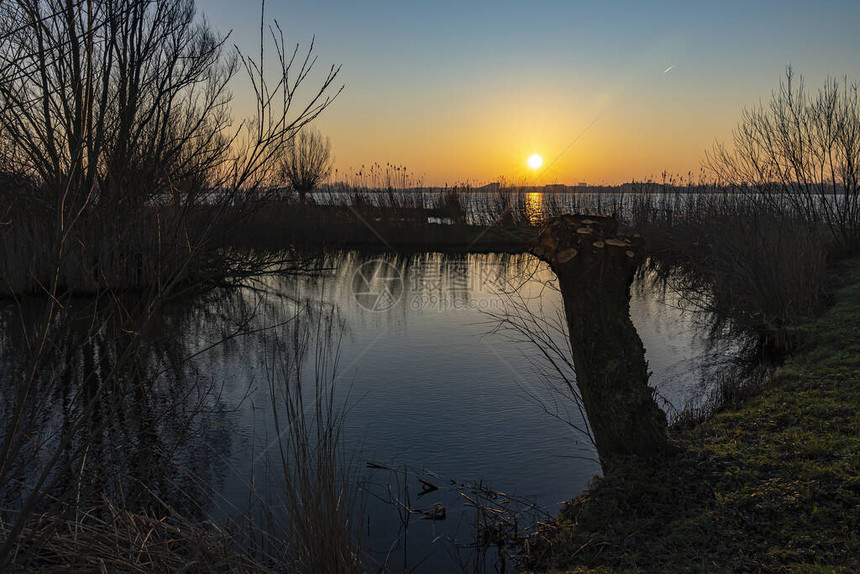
[418,478,439,496]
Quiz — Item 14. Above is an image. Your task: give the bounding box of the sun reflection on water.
[525,192,544,226]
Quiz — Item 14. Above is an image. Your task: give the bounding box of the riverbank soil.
[524,261,860,573]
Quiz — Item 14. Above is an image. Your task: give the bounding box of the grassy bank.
[524,260,860,573]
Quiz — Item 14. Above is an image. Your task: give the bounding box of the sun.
[527,154,543,170]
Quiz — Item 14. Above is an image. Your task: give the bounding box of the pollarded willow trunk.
[533,215,668,468]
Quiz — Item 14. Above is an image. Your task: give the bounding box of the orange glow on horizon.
[312,87,738,187]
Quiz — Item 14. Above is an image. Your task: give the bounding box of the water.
[0,250,746,572]
[308,187,733,226]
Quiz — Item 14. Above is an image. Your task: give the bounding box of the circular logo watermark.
[352,260,404,312]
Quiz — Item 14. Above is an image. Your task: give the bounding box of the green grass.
[524,261,860,573]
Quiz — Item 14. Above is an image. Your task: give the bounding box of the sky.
[197,0,860,186]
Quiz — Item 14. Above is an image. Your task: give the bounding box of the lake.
[0,249,747,572]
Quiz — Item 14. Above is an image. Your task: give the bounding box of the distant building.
[578,182,588,187]
[475,182,501,192]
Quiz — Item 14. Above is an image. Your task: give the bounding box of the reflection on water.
[312,189,635,226]
[0,250,748,572]
[0,295,241,529]
[524,193,543,226]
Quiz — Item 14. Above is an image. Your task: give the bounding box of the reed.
[262,303,363,573]
[1,502,271,573]
[627,180,830,346]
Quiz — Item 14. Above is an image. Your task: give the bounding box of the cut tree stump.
[532,214,668,468]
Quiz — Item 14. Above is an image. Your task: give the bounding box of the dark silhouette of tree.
[0,0,342,292]
[280,126,332,201]
[0,0,227,211]
[0,1,343,565]
[707,66,860,253]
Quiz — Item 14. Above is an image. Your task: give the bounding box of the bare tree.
[0,1,343,566]
[707,66,860,253]
[280,126,332,201]
[0,0,342,293]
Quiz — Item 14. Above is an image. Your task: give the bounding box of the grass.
[522,259,860,573]
[225,183,719,252]
[0,202,253,296]
[1,503,274,573]
[231,183,836,353]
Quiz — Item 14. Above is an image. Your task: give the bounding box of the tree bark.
[534,215,669,468]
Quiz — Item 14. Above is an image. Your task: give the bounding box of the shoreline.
[524,260,860,572]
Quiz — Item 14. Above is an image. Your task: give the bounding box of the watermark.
[352,259,511,313]
[352,260,404,311]
[409,294,503,312]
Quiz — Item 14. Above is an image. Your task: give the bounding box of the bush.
[707,66,860,254]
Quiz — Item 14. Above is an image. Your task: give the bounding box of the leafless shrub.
[0,1,346,569]
[707,66,860,253]
[279,127,333,201]
[630,183,829,346]
[262,303,363,574]
[0,0,342,294]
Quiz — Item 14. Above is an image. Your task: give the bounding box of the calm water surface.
[0,250,744,572]
[168,251,741,571]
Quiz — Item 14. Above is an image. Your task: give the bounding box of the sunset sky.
[198,0,860,186]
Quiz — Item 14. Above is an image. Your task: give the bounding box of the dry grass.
[0,297,365,573]
[2,503,273,573]
[252,303,363,574]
